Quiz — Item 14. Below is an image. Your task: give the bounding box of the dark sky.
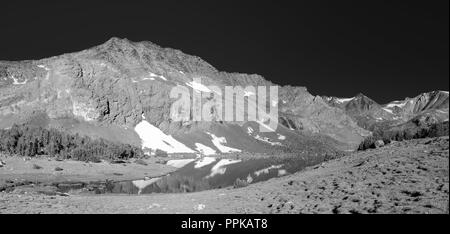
[1,1,448,103]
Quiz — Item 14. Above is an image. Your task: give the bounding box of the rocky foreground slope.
[1,137,448,214]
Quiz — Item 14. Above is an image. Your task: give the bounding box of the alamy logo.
[170,78,279,132]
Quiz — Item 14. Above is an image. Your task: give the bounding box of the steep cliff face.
[279,87,370,147]
[382,91,449,120]
[0,37,369,154]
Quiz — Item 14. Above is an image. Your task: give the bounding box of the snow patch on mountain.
[336,97,355,103]
[254,135,283,146]
[148,72,167,81]
[135,120,195,154]
[194,143,216,156]
[386,101,408,109]
[207,133,241,153]
[186,80,212,93]
[383,108,394,114]
[141,77,156,81]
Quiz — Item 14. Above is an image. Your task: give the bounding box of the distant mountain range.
[0,38,448,156]
[323,91,449,131]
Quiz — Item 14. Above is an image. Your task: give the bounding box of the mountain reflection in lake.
[103,155,325,195]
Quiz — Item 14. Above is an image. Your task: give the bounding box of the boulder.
[374,140,385,148]
[134,159,148,166]
[55,167,64,171]
[111,160,127,164]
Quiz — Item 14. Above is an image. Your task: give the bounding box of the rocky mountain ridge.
[1,37,445,156]
[323,91,449,131]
